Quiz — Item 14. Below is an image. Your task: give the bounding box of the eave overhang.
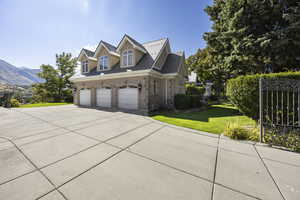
[70,69,177,83]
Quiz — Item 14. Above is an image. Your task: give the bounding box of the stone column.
[112,86,118,109]
[91,88,96,107]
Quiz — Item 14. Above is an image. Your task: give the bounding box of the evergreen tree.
[204,0,300,74]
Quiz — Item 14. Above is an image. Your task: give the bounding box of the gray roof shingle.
[160,52,183,74]
[101,41,117,52]
[82,48,94,57]
[75,36,184,78]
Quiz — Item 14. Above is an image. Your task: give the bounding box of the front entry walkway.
[0,105,299,200]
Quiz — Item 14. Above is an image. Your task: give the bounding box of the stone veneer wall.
[74,74,184,112]
[74,76,150,112]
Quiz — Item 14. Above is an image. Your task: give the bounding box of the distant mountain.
[0,59,44,86]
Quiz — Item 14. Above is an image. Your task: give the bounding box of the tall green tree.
[34,52,76,102]
[187,0,300,96]
[204,0,300,74]
[186,47,229,95]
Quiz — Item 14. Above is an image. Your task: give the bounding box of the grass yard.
[151,104,256,134]
[19,102,72,108]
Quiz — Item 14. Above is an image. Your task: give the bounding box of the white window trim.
[98,56,109,71]
[121,49,134,68]
[82,60,89,73]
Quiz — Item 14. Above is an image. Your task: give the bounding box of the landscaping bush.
[174,94,202,110]
[10,98,20,107]
[174,94,191,109]
[190,95,202,108]
[186,84,205,96]
[226,72,300,120]
[224,122,259,141]
[264,130,300,153]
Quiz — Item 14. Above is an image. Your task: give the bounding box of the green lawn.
[19,102,72,108]
[151,104,256,134]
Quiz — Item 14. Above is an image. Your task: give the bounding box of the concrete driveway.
[0,105,299,200]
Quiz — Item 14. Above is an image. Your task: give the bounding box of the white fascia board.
[110,51,120,57]
[163,73,178,78]
[149,69,177,78]
[134,45,147,54]
[70,69,178,83]
[70,70,152,82]
[88,57,97,61]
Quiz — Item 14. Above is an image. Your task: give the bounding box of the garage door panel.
[80,90,91,106]
[118,88,138,110]
[96,89,111,108]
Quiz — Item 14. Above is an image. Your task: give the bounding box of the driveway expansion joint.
[54,125,166,190]
[2,107,297,200]
[0,136,68,200]
[123,136,264,200]
[211,134,220,200]
[254,145,286,200]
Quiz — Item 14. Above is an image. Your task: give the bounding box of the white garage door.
[96,88,111,108]
[118,87,138,110]
[79,89,91,106]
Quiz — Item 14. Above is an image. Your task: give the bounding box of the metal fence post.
[259,78,264,142]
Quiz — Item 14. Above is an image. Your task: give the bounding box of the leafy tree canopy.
[33,52,76,103]
[186,0,300,96]
[204,0,300,73]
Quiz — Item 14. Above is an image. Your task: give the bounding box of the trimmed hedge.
[174,94,202,110]
[186,84,205,96]
[226,71,300,120]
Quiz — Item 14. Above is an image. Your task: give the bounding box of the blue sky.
[0,0,212,68]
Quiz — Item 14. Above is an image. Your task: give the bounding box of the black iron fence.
[259,78,300,141]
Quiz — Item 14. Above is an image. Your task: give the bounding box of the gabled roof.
[160,51,184,74]
[84,53,154,76]
[83,48,94,57]
[74,35,185,79]
[116,34,147,54]
[94,41,119,58]
[78,48,96,61]
[102,41,117,52]
[142,38,168,61]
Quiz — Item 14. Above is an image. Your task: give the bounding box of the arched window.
[99,56,108,70]
[122,50,133,66]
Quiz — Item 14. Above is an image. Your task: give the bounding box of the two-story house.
[70,34,187,113]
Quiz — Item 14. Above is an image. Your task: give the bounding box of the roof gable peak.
[116,34,147,54]
[94,40,119,57]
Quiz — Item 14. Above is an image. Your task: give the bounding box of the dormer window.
[99,56,108,71]
[122,50,133,67]
[82,60,88,73]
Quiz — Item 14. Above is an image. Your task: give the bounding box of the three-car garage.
[79,87,138,110]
